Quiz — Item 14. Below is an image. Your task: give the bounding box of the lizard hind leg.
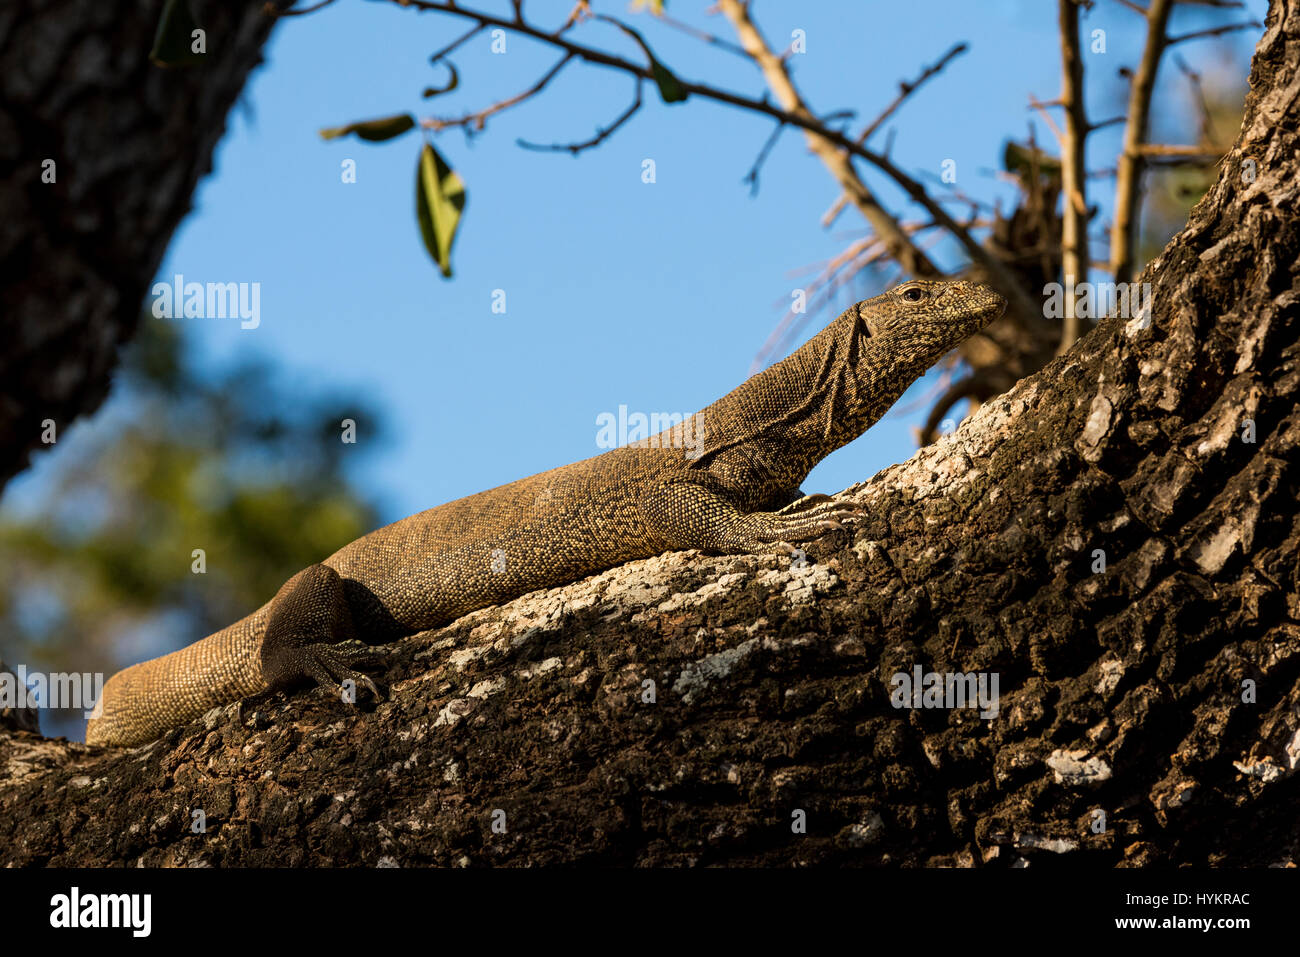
[260,563,382,704]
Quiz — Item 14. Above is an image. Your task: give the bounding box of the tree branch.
[742,123,785,196]
[859,42,970,145]
[1167,19,1262,44]
[517,81,642,154]
[654,12,750,59]
[1110,0,1173,284]
[380,0,1042,326]
[1057,0,1091,355]
[424,53,573,134]
[714,0,939,281]
[822,42,969,228]
[428,24,485,65]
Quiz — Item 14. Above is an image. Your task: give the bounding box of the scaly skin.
[86,279,1006,746]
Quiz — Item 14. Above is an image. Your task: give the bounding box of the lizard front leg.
[640,481,860,554]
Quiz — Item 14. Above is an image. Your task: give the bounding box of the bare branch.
[913,172,999,214]
[714,0,940,282]
[655,13,750,58]
[384,0,1041,324]
[1089,114,1127,131]
[859,42,969,144]
[820,42,968,230]
[1110,0,1173,284]
[429,24,484,65]
[1144,154,1224,167]
[1057,0,1091,354]
[742,124,785,196]
[518,82,643,154]
[270,0,337,16]
[555,1,592,36]
[425,54,573,134]
[1172,54,1218,143]
[1138,143,1225,157]
[1167,20,1262,45]
[1026,95,1066,145]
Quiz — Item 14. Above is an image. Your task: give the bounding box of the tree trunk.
[0,0,282,490]
[1,1,1297,867]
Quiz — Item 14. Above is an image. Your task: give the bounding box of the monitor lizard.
[86,279,1006,746]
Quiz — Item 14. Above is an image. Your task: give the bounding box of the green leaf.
[319,114,416,143]
[605,19,689,104]
[416,143,466,279]
[423,62,460,98]
[149,0,205,68]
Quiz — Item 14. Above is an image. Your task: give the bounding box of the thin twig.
[1089,115,1126,131]
[425,54,573,133]
[859,42,969,144]
[743,124,785,196]
[518,82,643,153]
[655,13,749,58]
[821,42,969,228]
[1026,95,1066,145]
[270,0,337,16]
[1167,20,1262,44]
[1173,54,1217,143]
[1137,143,1223,156]
[429,24,484,65]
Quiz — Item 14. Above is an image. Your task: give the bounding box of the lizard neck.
[691,306,911,501]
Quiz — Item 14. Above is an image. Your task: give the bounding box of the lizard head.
[854,279,1006,364]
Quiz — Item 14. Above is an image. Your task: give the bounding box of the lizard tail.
[86,612,267,747]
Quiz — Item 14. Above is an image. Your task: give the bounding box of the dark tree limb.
[0,0,289,492]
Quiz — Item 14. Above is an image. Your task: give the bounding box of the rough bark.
[0,0,283,490]
[1,2,1298,867]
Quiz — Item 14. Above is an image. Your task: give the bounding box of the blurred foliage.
[1138,56,1247,267]
[0,318,383,690]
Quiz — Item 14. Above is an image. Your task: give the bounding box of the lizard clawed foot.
[776,493,835,515]
[297,640,385,705]
[241,641,385,728]
[723,502,864,552]
[769,494,863,522]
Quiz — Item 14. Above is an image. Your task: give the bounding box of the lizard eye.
[901,286,926,303]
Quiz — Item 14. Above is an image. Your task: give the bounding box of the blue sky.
[8,0,1265,522]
